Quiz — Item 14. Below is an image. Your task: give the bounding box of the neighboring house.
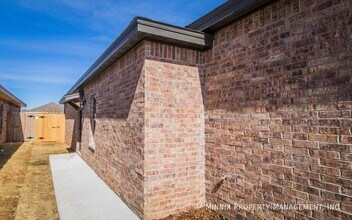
[25,102,64,114]
[61,1,352,219]
[0,84,26,144]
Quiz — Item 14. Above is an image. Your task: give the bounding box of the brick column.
[143,59,205,219]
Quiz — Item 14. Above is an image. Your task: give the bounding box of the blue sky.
[0,0,226,109]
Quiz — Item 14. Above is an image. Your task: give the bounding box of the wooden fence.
[7,112,65,143]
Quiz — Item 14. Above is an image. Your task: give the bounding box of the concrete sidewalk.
[50,153,139,220]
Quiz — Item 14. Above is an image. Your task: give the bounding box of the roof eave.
[0,84,26,107]
[59,92,82,104]
[61,17,213,102]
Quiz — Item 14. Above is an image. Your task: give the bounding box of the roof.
[60,17,213,103]
[0,84,26,107]
[26,102,64,113]
[187,0,272,32]
[61,1,272,103]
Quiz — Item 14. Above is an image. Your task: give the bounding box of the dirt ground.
[162,208,225,220]
[0,142,69,220]
[0,142,223,220]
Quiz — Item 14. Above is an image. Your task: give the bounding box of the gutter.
[0,84,26,107]
[60,17,213,103]
[61,1,275,103]
[60,92,82,104]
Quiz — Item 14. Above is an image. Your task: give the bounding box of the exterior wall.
[0,100,9,144]
[68,41,207,219]
[79,42,146,217]
[64,0,352,219]
[64,103,79,150]
[0,98,21,144]
[143,42,205,219]
[203,0,352,219]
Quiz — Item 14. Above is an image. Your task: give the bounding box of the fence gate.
[6,112,65,143]
[34,114,65,142]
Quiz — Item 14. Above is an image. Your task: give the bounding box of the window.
[89,96,96,150]
[91,96,96,135]
[0,104,3,134]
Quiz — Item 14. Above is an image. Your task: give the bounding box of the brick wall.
[143,42,205,219]
[70,41,207,219]
[0,99,20,144]
[0,100,8,144]
[203,0,352,219]
[65,0,352,218]
[64,103,79,151]
[78,42,147,217]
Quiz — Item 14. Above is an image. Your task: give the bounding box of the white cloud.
[0,60,86,85]
[0,74,74,84]
[0,38,107,58]
[15,0,226,33]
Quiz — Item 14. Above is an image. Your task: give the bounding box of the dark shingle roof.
[26,102,64,113]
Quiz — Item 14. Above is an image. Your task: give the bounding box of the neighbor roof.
[26,102,64,113]
[61,1,272,103]
[0,84,26,107]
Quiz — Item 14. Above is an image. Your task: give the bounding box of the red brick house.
[62,0,352,219]
[0,84,26,144]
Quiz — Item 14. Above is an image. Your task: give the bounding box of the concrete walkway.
[50,153,139,220]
